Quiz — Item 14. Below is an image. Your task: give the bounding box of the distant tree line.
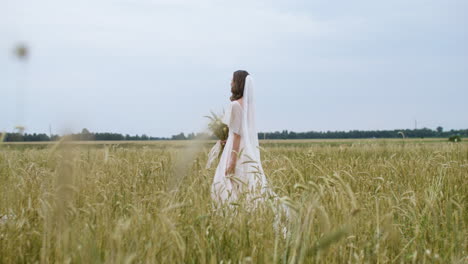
[258,127,467,140]
[1,127,466,142]
[2,133,59,142]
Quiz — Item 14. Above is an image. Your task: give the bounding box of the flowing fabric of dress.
[211,76,273,206]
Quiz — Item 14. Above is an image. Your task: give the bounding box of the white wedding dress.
[210,76,273,205]
[208,76,290,236]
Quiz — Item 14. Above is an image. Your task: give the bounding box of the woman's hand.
[225,160,237,190]
[225,160,236,176]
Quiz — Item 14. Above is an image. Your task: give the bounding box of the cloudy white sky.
[1,0,467,137]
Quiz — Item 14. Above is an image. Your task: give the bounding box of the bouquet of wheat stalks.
[205,111,228,168]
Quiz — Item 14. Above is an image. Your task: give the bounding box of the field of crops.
[0,139,466,263]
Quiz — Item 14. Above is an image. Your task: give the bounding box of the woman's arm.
[225,133,241,175]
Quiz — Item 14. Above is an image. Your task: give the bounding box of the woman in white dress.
[211,70,272,206]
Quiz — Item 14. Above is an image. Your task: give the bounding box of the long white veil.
[240,75,271,195]
[242,77,291,234]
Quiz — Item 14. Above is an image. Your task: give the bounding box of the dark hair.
[230,70,249,101]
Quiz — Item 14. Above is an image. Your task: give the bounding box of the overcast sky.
[1,0,467,137]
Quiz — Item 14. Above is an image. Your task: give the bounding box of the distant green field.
[1,137,461,149]
[0,139,466,263]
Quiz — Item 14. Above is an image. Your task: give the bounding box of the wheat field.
[0,139,466,263]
